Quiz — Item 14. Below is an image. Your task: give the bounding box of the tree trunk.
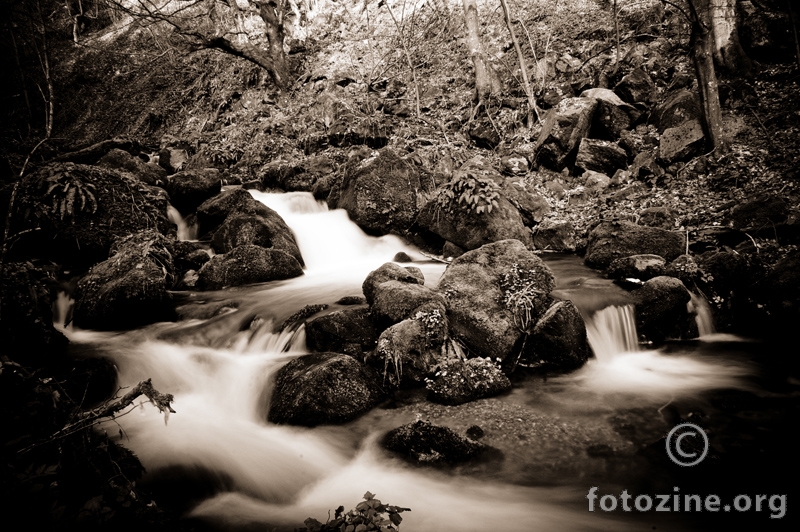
[499,0,539,124]
[690,0,726,150]
[788,0,800,69]
[256,0,289,89]
[461,0,501,103]
[708,0,753,76]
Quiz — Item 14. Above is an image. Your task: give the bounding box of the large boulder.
[581,88,641,139]
[606,254,667,281]
[165,169,222,214]
[658,120,705,164]
[728,196,789,231]
[584,220,684,270]
[575,139,628,175]
[362,262,425,306]
[439,240,555,362]
[7,163,171,268]
[534,97,598,170]
[499,177,550,226]
[373,316,446,387]
[267,353,385,426]
[73,230,177,330]
[196,245,303,290]
[532,220,576,252]
[382,420,487,464]
[652,90,700,133]
[305,307,379,360]
[524,300,589,370]
[425,357,511,405]
[97,148,168,187]
[211,212,303,266]
[371,281,446,328]
[634,276,692,341]
[332,148,430,235]
[614,67,657,105]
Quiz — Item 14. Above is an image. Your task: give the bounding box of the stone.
[584,220,684,270]
[525,300,589,370]
[362,262,425,306]
[165,169,222,214]
[393,251,413,263]
[658,120,705,164]
[426,357,511,405]
[728,196,789,230]
[638,206,676,229]
[581,88,641,139]
[197,245,303,290]
[158,145,190,174]
[535,97,598,170]
[383,420,487,464]
[500,155,529,176]
[211,211,304,266]
[468,119,500,150]
[614,67,657,105]
[268,353,385,426]
[652,90,701,133]
[305,307,379,360]
[634,276,692,341]
[576,139,628,175]
[665,254,702,288]
[583,170,611,194]
[196,188,271,236]
[97,148,168,187]
[371,281,446,328]
[499,178,551,226]
[607,254,667,281]
[439,240,555,362]
[442,241,466,259]
[532,220,576,252]
[372,316,446,387]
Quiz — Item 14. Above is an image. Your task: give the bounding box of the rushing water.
[57,191,798,531]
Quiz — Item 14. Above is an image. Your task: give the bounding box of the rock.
[393,251,413,263]
[0,262,68,365]
[97,148,168,187]
[652,90,700,133]
[468,119,500,150]
[7,163,172,269]
[333,148,430,235]
[197,245,303,290]
[500,155,529,176]
[576,139,628,175]
[629,151,665,181]
[607,254,667,281]
[335,295,366,305]
[665,254,701,288]
[211,211,304,266]
[267,353,385,426]
[439,240,555,362]
[634,276,692,341]
[196,188,271,236]
[165,169,222,214]
[172,241,210,272]
[382,420,486,464]
[535,97,598,170]
[581,88,641,139]
[260,160,304,191]
[524,300,589,370]
[73,230,177,330]
[499,178,550,226]
[373,315,446,387]
[371,281,446,328]
[158,145,191,174]
[362,263,425,306]
[728,196,788,230]
[639,206,676,229]
[280,304,328,332]
[658,119,705,164]
[584,220,684,270]
[426,357,511,405]
[582,170,611,194]
[614,67,657,105]
[328,119,391,150]
[305,307,379,360]
[180,270,199,289]
[532,220,576,252]
[442,241,466,259]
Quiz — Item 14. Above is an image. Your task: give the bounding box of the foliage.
[411,308,445,346]
[302,491,409,532]
[43,170,98,222]
[377,336,402,387]
[499,263,548,332]
[435,173,500,214]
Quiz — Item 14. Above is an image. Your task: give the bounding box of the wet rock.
[658,119,705,164]
[280,304,328,332]
[371,281,446,328]
[652,90,700,133]
[534,97,598,170]
[158,145,190,174]
[268,353,385,426]
[584,220,684,270]
[614,67,657,105]
[165,169,222,214]
[211,211,303,266]
[426,357,511,405]
[576,139,628,175]
[172,241,210,272]
[393,251,413,263]
[524,300,589,370]
[442,241,466,259]
[439,240,555,362]
[372,315,446,387]
[728,196,789,231]
[639,206,676,229]
[196,188,270,236]
[197,245,303,290]
[383,420,487,464]
[335,295,366,305]
[97,148,167,187]
[607,254,667,281]
[73,230,177,330]
[532,220,576,252]
[333,148,430,235]
[362,262,425,306]
[305,307,379,360]
[634,276,692,341]
[260,160,304,191]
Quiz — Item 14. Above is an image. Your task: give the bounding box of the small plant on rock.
[499,263,548,332]
[435,172,500,215]
[43,169,98,222]
[302,491,409,532]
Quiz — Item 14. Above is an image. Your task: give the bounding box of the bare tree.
[707,0,754,76]
[687,0,726,150]
[461,0,501,105]
[498,0,540,124]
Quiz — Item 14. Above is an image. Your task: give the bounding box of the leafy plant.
[43,170,98,222]
[302,491,409,532]
[377,337,402,387]
[499,263,548,332]
[435,172,500,215]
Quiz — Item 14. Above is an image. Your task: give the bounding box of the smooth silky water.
[53,191,796,531]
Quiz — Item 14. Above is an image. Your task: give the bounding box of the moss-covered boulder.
[371,281,446,328]
[165,169,222,214]
[97,148,167,187]
[383,420,487,464]
[584,220,684,270]
[634,276,692,341]
[305,307,379,360]
[211,212,304,266]
[524,300,589,370]
[197,244,303,290]
[425,357,511,405]
[362,262,425,306]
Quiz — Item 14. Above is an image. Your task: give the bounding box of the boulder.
[211,212,304,266]
[382,420,487,464]
[575,139,628,175]
[728,196,789,231]
[196,188,271,235]
[328,119,391,150]
[426,357,511,405]
[532,220,576,252]
[524,300,589,370]
[634,276,692,341]
[197,245,303,290]
[165,169,222,214]
[305,307,379,360]
[582,170,611,195]
[442,241,466,259]
[638,206,676,229]
[362,262,425,306]
[581,88,641,139]
[500,155,529,176]
[584,220,684,270]
[614,68,657,105]
[665,254,702,288]
[172,241,211,272]
[268,353,385,426]
[97,148,168,187]
[439,240,555,362]
[535,97,598,170]
[652,90,701,133]
[73,230,177,330]
[7,163,171,268]
[468,119,501,150]
[333,148,430,235]
[371,281,446,328]
[158,145,190,174]
[373,315,446,387]
[629,151,665,182]
[658,120,705,164]
[499,178,550,226]
[607,254,667,281]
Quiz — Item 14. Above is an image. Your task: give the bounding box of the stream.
[54,191,798,531]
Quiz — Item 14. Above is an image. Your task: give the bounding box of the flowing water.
[56,191,798,531]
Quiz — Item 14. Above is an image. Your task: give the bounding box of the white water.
[168,204,198,241]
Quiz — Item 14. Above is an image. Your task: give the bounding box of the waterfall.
[688,291,716,337]
[52,290,74,330]
[585,305,639,360]
[168,204,198,241]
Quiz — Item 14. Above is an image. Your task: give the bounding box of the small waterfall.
[168,204,198,241]
[585,305,639,360]
[688,291,716,337]
[52,290,74,329]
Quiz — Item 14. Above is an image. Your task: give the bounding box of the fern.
[435,172,500,215]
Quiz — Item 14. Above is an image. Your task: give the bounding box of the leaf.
[363,491,375,500]
[390,513,403,526]
[355,525,367,532]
